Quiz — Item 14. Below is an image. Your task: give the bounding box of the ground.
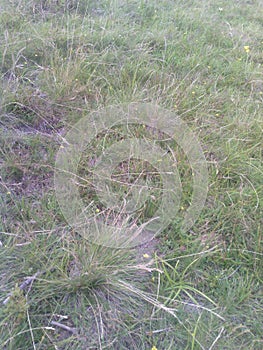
[0,1,262,349]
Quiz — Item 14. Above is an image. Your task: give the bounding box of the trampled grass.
[0,1,262,349]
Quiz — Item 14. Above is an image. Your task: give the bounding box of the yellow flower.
[95,208,100,213]
[152,346,158,350]
[143,253,150,259]
[244,45,250,53]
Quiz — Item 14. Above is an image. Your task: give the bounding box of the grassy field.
[0,0,262,349]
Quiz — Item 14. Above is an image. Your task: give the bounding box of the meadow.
[0,0,262,349]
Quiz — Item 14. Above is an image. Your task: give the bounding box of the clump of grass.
[1,231,226,349]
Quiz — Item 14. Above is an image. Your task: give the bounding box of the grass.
[0,0,262,349]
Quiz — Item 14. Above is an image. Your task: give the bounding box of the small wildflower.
[180,206,185,210]
[152,346,158,350]
[152,276,155,282]
[95,208,100,213]
[259,91,263,95]
[174,104,177,109]
[192,91,196,95]
[218,7,223,12]
[35,54,38,57]
[244,45,250,53]
[143,253,150,259]
[6,191,11,195]
[215,113,220,117]
[60,145,65,149]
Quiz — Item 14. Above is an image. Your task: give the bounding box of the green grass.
[0,0,262,349]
